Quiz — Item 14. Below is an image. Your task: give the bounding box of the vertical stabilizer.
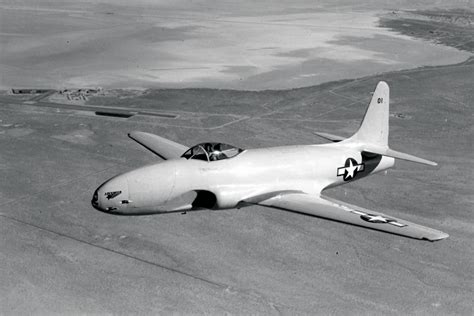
[343,81,437,166]
[349,81,389,147]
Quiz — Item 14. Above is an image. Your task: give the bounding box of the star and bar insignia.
[337,158,365,181]
[350,210,407,227]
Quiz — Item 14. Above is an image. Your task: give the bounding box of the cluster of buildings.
[58,88,103,101]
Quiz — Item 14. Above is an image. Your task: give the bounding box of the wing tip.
[423,231,449,242]
[128,131,141,139]
[423,159,438,167]
[128,131,137,140]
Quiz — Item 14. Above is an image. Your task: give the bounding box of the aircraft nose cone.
[92,175,130,214]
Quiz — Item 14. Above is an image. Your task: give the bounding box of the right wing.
[128,131,188,160]
[253,193,448,241]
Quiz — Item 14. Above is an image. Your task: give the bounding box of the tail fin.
[348,81,389,147]
[343,81,437,166]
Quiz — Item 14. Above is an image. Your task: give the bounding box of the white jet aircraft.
[92,81,448,241]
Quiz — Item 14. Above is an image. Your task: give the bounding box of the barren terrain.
[0,3,473,315]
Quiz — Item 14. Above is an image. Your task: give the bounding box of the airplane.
[92,81,448,241]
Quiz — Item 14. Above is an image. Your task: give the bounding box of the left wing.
[128,131,188,160]
[252,193,448,241]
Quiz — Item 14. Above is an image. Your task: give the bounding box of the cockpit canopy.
[181,143,244,161]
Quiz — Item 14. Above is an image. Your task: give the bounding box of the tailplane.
[362,145,437,166]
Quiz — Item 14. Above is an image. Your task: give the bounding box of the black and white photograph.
[0,0,473,314]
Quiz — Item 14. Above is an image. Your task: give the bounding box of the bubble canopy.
[181,143,244,161]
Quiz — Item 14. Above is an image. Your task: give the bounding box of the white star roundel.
[337,158,365,181]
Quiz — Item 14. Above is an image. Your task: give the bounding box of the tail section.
[316,81,437,166]
[348,81,389,147]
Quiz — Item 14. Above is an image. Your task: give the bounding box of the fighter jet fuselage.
[93,145,394,214]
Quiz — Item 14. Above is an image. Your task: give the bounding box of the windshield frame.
[181,145,209,161]
[181,142,243,162]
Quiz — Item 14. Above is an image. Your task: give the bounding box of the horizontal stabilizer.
[255,193,448,241]
[363,145,437,166]
[314,132,345,142]
[128,131,188,160]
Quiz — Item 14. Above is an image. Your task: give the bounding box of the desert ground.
[0,1,472,90]
[0,2,473,315]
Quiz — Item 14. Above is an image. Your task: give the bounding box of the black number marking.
[377,98,383,104]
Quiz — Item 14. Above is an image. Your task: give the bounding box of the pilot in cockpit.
[205,143,225,161]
